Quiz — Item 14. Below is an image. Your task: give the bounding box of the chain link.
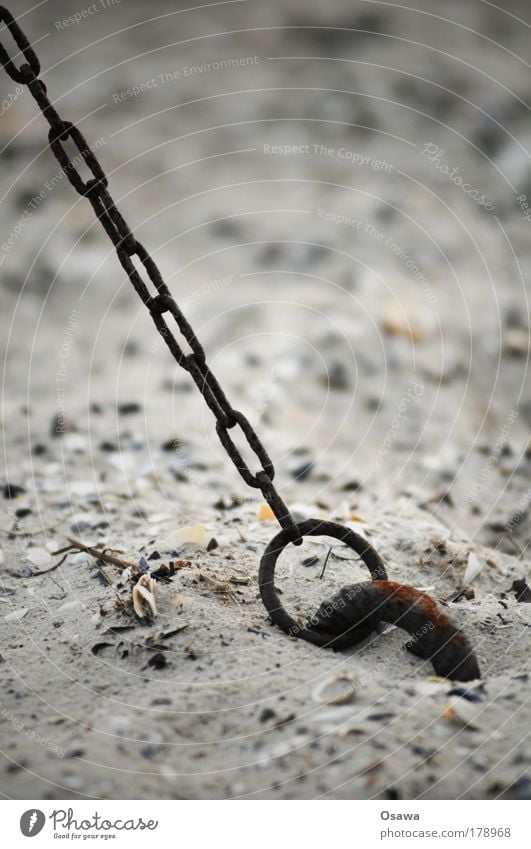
[0,6,303,545]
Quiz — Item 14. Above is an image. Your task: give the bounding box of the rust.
[308,581,481,681]
[260,522,480,682]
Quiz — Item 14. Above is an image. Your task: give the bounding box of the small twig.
[28,554,70,576]
[51,538,138,571]
[319,544,333,579]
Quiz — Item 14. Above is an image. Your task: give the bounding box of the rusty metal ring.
[259,518,387,649]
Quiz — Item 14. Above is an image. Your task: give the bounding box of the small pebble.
[2,483,26,499]
[117,402,142,415]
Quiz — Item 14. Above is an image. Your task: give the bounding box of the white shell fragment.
[26,548,53,568]
[167,524,206,547]
[133,574,158,619]
[312,673,358,706]
[4,608,28,622]
[462,552,484,587]
[443,696,483,729]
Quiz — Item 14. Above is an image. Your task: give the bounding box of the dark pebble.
[15,507,32,518]
[291,461,314,482]
[384,787,402,800]
[66,748,85,759]
[302,556,320,567]
[207,538,218,552]
[31,443,47,456]
[161,437,182,452]
[117,402,142,415]
[99,441,118,452]
[511,579,531,603]
[448,687,484,703]
[148,551,161,561]
[328,362,351,390]
[141,744,159,759]
[147,652,167,669]
[2,483,26,499]
[91,642,114,655]
[50,414,75,436]
[259,708,277,723]
[507,776,531,800]
[341,480,362,492]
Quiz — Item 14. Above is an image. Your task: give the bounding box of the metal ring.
[259,518,387,648]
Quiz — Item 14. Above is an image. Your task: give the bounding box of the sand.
[1,0,530,799]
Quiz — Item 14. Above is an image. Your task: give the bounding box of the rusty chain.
[0,6,302,545]
[0,9,483,678]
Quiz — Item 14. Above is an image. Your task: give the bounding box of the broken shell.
[463,552,484,587]
[443,695,483,728]
[170,524,206,546]
[133,574,158,619]
[26,548,53,568]
[4,608,28,622]
[312,673,358,706]
[257,504,275,521]
[382,302,426,342]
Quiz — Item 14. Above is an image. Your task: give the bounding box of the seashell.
[312,673,358,706]
[462,552,484,587]
[382,301,426,342]
[257,504,275,521]
[4,608,28,622]
[443,695,483,728]
[26,548,52,568]
[133,574,157,619]
[167,524,207,546]
[504,327,529,357]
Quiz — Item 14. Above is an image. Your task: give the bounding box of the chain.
[0,6,303,545]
